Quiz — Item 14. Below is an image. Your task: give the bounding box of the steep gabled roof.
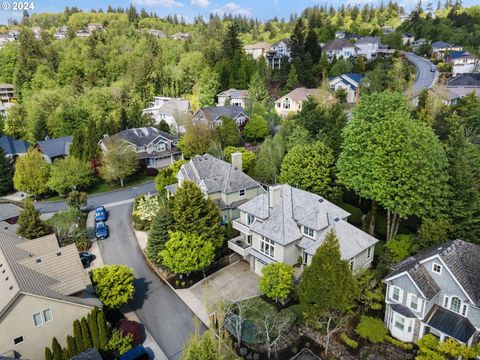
[0,203,22,222]
[217,89,249,99]
[322,38,357,51]
[117,127,177,146]
[193,105,247,123]
[0,135,29,156]
[36,136,72,159]
[447,73,480,87]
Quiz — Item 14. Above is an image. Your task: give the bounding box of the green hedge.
[385,335,414,350]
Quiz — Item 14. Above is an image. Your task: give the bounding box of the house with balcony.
[0,232,101,359]
[329,73,364,103]
[229,184,378,276]
[322,38,359,61]
[266,39,291,69]
[431,41,463,59]
[446,51,478,76]
[383,240,480,346]
[217,89,249,108]
[142,96,191,134]
[0,84,15,103]
[166,153,264,221]
[192,105,248,129]
[100,127,182,170]
[355,37,381,60]
[274,87,335,118]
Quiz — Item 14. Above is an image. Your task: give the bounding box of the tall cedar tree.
[88,306,100,348]
[298,230,357,319]
[289,18,306,62]
[45,347,53,360]
[97,311,110,350]
[17,199,51,239]
[305,28,321,63]
[217,117,240,147]
[0,146,13,195]
[51,337,63,360]
[248,71,269,107]
[446,125,480,243]
[66,335,77,358]
[73,319,85,352]
[147,206,173,265]
[81,317,93,349]
[222,23,243,60]
[171,180,224,249]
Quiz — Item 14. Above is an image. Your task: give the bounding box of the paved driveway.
[190,261,260,306]
[98,202,203,360]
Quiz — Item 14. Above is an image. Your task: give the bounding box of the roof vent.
[9,286,13,290]
[35,258,41,263]
[56,252,61,256]
[318,199,324,203]
[334,217,340,222]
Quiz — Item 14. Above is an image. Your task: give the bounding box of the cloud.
[213,2,251,16]
[132,0,184,7]
[191,0,211,7]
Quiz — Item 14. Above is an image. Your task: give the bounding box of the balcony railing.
[232,220,251,235]
[228,236,251,257]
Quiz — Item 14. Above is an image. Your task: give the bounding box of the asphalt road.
[98,203,203,360]
[403,52,437,95]
[35,181,156,214]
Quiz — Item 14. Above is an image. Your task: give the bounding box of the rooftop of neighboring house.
[144,97,190,116]
[0,135,29,156]
[36,136,72,159]
[276,87,335,104]
[330,73,364,90]
[355,36,381,45]
[244,41,270,50]
[431,41,460,49]
[238,184,378,258]
[178,153,259,194]
[217,88,249,99]
[271,38,290,47]
[193,105,247,123]
[384,239,480,304]
[402,32,414,38]
[447,50,474,60]
[0,232,101,317]
[447,73,480,87]
[0,83,14,90]
[0,203,22,222]
[70,348,103,360]
[322,38,359,52]
[116,127,177,147]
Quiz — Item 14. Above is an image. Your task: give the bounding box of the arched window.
[450,297,461,313]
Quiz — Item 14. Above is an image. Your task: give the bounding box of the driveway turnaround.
[35,181,156,214]
[97,202,204,360]
[403,52,437,95]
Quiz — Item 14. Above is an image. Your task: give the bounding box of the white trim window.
[283,98,291,110]
[13,336,24,345]
[302,226,315,238]
[450,296,461,313]
[260,236,275,259]
[156,143,166,152]
[246,235,252,245]
[33,308,53,327]
[239,189,245,197]
[409,294,419,311]
[33,312,43,327]
[367,245,373,260]
[432,263,442,274]
[246,214,255,225]
[443,295,468,316]
[391,286,403,303]
[394,314,405,331]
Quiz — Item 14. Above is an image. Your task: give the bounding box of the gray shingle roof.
[425,304,476,343]
[179,154,259,194]
[0,135,29,156]
[390,303,416,318]
[70,348,103,360]
[322,38,358,51]
[36,136,72,159]
[217,89,249,99]
[447,73,480,87]
[192,105,246,123]
[117,127,177,146]
[0,232,101,317]
[0,203,22,222]
[385,240,480,304]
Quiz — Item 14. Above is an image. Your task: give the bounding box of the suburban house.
[0,135,29,159]
[383,240,480,346]
[440,72,480,105]
[100,127,182,170]
[166,153,264,221]
[329,73,364,103]
[229,184,378,276]
[171,32,191,40]
[322,38,359,61]
[431,41,463,59]
[142,97,191,134]
[412,38,430,51]
[402,33,415,46]
[275,87,335,118]
[0,34,15,48]
[36,136,72,163]
[355,37,381,60]
[0,232,101,359]
[334,31,361,41]
[145,29,167,38]
[0,84,15,103]
[192,105,248,128]
[87,23,103,32]
[75,30,91,38]
[266,39,291,69]
[446,51,478,75]
[244,42,270,60]
[0,102,14,117]
[217,89,249,108]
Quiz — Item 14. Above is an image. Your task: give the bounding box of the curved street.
[403,51,437,96]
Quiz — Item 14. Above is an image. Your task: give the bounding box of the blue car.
[95,206,107,222]
[119,345,149,360]
[95,221,109,240]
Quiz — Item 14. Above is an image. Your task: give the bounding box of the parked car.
[79,251,94,268]
[95,221,109,239]
[119,345,149,360]
[95,206,108,222]
[430,67,436,72]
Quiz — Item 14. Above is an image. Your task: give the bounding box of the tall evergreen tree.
[88,307,100,349]
[73,319,84,352]
[247,71,269,108]
[51,337,64,360]
[305,28,321,63]
[289,18,306,62]
[0,146,13,195]
[97,311,110,350]
[221,23,243,59]
[147,206,172,265]
[16,199,51,239]
[81,317,93,349]
[45,347,53,360]
[66,335,77,359]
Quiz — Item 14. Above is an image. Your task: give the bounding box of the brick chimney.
[231,152,242,170]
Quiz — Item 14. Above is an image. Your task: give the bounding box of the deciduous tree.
[179,121,217,159]
[99,136,138,187]
[13,148,51,196]
[92,265,135,308]
[223,146,256,172]
[242,114,269,143]
[47,156,93,195]
[259,263,294,303]
[217,117,240,147]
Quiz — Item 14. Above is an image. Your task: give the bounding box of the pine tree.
[171,180,224,249]
[81,317,93,349]
[289,18,306,62]
[73,319,85,352]
[147,206,172,265]
[45,347,53,360]
[286,64,299,91]
[16,199,51,239]
[305,28,321,63]
[88,307,100,349]
[247,71,269,108]
[0,146,13,196]
[51,337,64,360]
[66,335,77,358]
[97,311,110,350]
[221,23,243,59]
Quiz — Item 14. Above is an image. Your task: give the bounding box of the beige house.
[0,232,101,359]
[275,87,335,118]
[244,42,271,60]
[166,153,264,221]
[229,185,378,276]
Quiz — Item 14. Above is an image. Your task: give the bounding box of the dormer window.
[156,143,166,152]
[303,226,314,238]
[432,263,442,274]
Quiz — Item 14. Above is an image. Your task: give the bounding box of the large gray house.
[191,105,248,129]
[383,240,480,346]
[229,184,378,276]
[167,153,264,221]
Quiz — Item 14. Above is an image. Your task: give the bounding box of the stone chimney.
[231,152,242,170]
[269,185,282,208]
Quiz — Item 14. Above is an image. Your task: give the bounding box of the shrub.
[355,316,387,343]
[385,335,414,350]
[107,329,133,355]
[340,333,358,349]
[287,304,305,325]
[385,234,414,262]
[118,320,143,346]
[132,194,161,223]
[75,237,91,251]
